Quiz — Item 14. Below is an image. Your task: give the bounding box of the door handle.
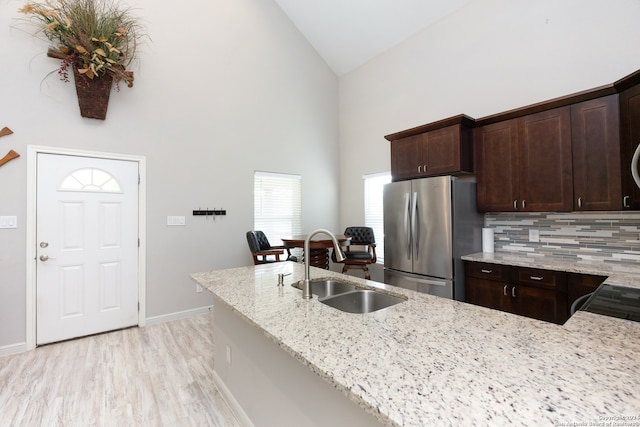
[39,254,55,262]
[623,196,630,208]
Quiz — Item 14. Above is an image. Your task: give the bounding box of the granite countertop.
[461,252,640,289]
[191,262,640,427]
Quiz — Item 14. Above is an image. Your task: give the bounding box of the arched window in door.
[59,168,122,192]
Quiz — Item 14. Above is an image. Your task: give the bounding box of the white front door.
[36,153,139,345]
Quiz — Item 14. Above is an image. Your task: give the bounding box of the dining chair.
[332,226,377,279]
[246,230,297,265]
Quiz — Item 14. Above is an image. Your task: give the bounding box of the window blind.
[364,172,391,264]
[254,171,302,246]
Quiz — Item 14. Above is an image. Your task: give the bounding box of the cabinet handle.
[530,276,543,281]
[418,165,421,173]
[577,197,582,209]
[522,200,526,209]
[513,200,518,210]
[624,196,630,208]
[512,286,516,298]
[423,164,428,172]
[503,285,508,296]
[481,269,493,274]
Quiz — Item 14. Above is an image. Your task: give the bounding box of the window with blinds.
[254,171,302,246]
[364,172,391,264]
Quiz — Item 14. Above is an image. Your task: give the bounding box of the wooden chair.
[332,226,377,279]
[246,230,297,265]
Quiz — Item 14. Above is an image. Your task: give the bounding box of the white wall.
[338,0,640,228]
[0,0,339,348]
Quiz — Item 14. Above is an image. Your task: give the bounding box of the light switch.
[167,216,185,226]
[0,216,17,229]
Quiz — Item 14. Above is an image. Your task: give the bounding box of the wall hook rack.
[193,209,227,216]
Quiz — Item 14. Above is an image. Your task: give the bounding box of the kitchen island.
[191,261,640,426]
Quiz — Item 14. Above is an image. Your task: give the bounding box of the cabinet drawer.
[515,267,566,291]
[464,262,508,281]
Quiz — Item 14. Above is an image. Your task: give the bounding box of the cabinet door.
[513,285,568,324]
[465,276,505,311]
[475,119,519,212]
[518,107,573,212]
[619,84,640,209]
[424,125,461,175]
[572,95,622,211]
[391,135,422,181]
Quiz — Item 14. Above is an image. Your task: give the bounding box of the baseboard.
[0,342,27,357]
[145,305,213,326]
[213,371,254,427]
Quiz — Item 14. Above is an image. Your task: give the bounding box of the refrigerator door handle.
[411,191,418,257]
[404,193,411,258]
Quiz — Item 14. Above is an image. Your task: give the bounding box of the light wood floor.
[0,313,241,427]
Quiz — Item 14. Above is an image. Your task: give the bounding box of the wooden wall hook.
[0,127,14,138]
[0,150,20,167]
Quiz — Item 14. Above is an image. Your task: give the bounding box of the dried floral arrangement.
[19,0,144,88]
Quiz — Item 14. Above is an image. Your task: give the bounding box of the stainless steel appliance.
[383,176,483,300]
[580,284,640,322]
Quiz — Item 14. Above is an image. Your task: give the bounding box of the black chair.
[246,230,297,265]
[332,226,377,279]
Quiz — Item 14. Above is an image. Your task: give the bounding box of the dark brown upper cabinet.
[571,95,622,211]
[518,107,573,212]
[619,82,640,210]
[386,115,474,182]
[475,107,573,212]
[386,68,640,211]
[475,119,519,212]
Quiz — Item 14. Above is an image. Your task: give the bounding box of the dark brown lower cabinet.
[514,285,567,324]
[463,261,590,325]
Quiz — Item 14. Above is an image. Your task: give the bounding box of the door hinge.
[138,238,140,247]
[138,302,140,312]
[138,174,141,184]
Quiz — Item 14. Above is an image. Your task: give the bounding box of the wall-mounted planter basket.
[72,66,113,120]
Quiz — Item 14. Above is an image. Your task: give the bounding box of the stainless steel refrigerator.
[383,176,483,301]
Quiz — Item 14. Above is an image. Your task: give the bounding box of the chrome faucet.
[302,229,346,299]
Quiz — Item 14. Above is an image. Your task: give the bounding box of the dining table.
[281,234,351,270]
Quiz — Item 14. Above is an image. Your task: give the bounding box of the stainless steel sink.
[292,279,357,298]
[292,278,406,313]
[319,289,405,314]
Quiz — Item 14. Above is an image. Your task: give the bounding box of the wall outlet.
[196,284,203,293]
[529,229,540,243]
[226,345,232,365]
[167,215,185,226]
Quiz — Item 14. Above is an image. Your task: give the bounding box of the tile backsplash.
[485,212,640,263]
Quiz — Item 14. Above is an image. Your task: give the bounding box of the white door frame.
[26,145,147,350]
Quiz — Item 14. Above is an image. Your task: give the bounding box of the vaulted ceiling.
[273,0,473,76]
